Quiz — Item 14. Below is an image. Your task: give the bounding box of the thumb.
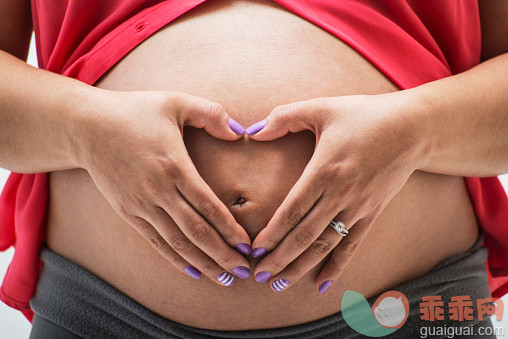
[173,92,244,141]
[247,98,327,141]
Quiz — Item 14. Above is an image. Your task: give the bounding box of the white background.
[0,36,507,338]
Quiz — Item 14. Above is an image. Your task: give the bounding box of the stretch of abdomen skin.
[45,0,479,330]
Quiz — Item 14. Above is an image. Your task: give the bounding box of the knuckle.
[168,234,191,252]
[217,253,234,267]
[133,194,149,210]
[353,200,369,215]
[166,92,184,112]
[201,262,216,274]
[276,104,292,123]
[189,222,211,243]
[116,203,130,217]
[320,168,339,186]
[123,194,148,213]
[281,208,302,229]
[341,180,357,196]
[143,177,160,195]
[289,265,303,278]
[310,239,334,256]
[318,97,337,117]
[148,233,166,251]
[199,201,221,221]
[153,240,178,261]
[204,101,223,120]
[293,228,315,247]
[158,156,180,178]
[340,240,360,258]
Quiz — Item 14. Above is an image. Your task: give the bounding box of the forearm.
[403,53,508,177]
[0,50,100,173]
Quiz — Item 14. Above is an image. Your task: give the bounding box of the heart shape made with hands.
[216,94,417,294]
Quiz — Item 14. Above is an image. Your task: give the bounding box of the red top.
[1,0,507,322]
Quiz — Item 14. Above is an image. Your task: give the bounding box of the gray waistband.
[30,232,491,339]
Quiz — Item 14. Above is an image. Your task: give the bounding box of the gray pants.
[30,232,494,338]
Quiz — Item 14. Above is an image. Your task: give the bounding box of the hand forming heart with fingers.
[244,93,430,294]
[80,90,254,286]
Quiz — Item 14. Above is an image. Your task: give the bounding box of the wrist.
[382,90,436,172]
[407,88,441,172]
[66,85,109,169]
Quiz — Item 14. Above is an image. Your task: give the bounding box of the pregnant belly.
[45,0,479,330]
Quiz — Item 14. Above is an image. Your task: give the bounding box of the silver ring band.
[329,220,348,237]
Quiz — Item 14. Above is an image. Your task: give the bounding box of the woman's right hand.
[71,89,252,285]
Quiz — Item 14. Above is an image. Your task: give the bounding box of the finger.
[253,194,342,277]
[126,214,193,272]
[163,132,252,253]
[174,158,252,254]
[172,91,245,139]
[246,97,333,140]
[316,216,373,294]
[250,159,325,258]
[265,227,341,293]
[142,207,245,285]
[124,213,230,284]
[161,188,251,277]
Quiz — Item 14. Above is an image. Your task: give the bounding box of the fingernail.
[255,271,272,283]
[235,243,252,255]
[319,280,332,294]
[245,120,266,135]
[184,266,201,280]
[251,248,267,258]
[232,266,250,279]
[271,279,289,292]
[228,117,245,135]
[217,272,235,286]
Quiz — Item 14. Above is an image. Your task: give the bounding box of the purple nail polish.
[232,266,250,279]
[271,279,289,292]
[235,243,252,255]
[255,271,272,283]
[319,280,332,294]
[228,117,245,135]
[251,248,267,258]
[217,272,235,286]
[245,120,266,135]
[184,266,201,280]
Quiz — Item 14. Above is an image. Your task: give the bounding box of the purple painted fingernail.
[184,266,201,280]
[228,117,245,135]
[319,280,332,294]
[232,266,250,279]
[251,248,267,258]
[255,271,272,283]
[235,243,252,255]
[217,272,235,286]
[271,279,289,292]
[245,120,266,135]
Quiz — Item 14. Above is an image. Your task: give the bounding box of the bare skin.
[0,0,506,331]
[45,0,480,330]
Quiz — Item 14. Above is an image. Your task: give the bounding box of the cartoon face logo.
[342,290,410,337]
[371,291,410,329]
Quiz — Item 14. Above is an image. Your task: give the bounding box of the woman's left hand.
[247,93,430,294]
